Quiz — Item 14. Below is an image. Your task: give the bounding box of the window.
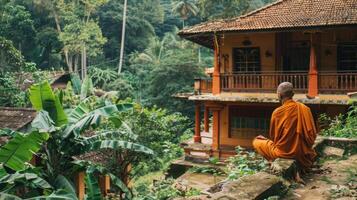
[283,41,310,71]
[229,106,273,139]
[233,48,261,73]
[338,43,357,71]
[230,116,270,139]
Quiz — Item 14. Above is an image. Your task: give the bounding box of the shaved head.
[277,82,294,100]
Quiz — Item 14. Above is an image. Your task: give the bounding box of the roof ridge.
[233,0,287,21]
[180,0,286,33]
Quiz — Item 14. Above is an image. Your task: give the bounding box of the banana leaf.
[29,82,68,126]
[70,73,81,95]
[90,140,154,155]
[80,77,93,100]
[85,167,102,200]
[31,111,56,133]
[53,175,76,196]
[0,131,49,171]
[0,172,52,189]
[63,101,132,138]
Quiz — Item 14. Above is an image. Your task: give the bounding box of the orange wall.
[220,29,357,73]
[221,33,276,73]
[217,102,348,149]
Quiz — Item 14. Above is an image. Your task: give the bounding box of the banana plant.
[28,81,152,198]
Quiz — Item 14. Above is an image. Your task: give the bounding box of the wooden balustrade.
[194,71,357,94]
[221,72,308,93]
[319,72,357,93]
[194,78,212,94]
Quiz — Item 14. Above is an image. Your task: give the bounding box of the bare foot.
[295,171,306,185]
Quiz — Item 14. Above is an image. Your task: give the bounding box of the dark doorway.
[284,41,310,71]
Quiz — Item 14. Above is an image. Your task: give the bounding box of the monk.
[252,82,317,170]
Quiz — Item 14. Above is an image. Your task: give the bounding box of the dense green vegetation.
[319,105,357,138]
[0,0,278,199]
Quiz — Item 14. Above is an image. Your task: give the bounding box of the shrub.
[319,106,357,138]
[226,146,268,180]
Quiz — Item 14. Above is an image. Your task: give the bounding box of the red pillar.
[308,33,318,98]
[212,36,221,95]
[204,106,209,133]
[75,172,85,200]
[211,109,220,152]
[194,102,201,143]
[99,175,110,196]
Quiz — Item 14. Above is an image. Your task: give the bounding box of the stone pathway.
[285,154,357,200]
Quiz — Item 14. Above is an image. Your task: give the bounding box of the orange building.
[178,0,357,160]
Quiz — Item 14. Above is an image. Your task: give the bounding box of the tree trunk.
[118,0,128,74]
[52,9,71,72]
[68,55,73,73]
[74,54,79,74]
[81,45,87,79]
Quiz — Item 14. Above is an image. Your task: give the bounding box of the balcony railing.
[194,78,212,94]
[194,71,357,94]
[221,71,308,93]
[319,71,357,93]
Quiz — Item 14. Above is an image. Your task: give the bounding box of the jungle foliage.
[0,0,276,198]
[319,106,357,138]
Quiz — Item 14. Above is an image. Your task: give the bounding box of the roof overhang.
[179,25,357,49]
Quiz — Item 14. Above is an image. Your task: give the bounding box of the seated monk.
[252,82,317,170]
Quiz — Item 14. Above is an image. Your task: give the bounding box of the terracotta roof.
[16,71,70,91]
[179,0,357,46]
[0,107,37,130]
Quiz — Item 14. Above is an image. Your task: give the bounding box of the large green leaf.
[108,173,132,200]
[53,175,76,196]
[29,82,68,126]
[85,167,102,200]
[90,140,154,155]
[70,73,81,95]
[63,100,133,138]
[0,193,21,200]
[0,129,17,138]
[31,111,56,133]
[0,172,52,189]
[0,132,49,171]
[80,77,93,100]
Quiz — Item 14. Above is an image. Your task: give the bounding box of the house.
[178,0,357,160]
[17,71,71,91]
[0,107,37,132]
[0,107,37,145]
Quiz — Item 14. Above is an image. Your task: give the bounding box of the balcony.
[194,71,357,94]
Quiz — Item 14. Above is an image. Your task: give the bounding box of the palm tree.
[172,0,198,28]
[118,0,128,74]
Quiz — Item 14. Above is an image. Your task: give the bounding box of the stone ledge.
[208,172,285,200]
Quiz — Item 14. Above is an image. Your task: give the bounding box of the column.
[194,102,201,143]
[308,33,318,98]
[75,172,85,200]
[204,106,209,133]
[211,109,220,152]
[99,175,111,196]
[212,36,221,95]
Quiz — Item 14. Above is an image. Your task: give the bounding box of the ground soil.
[284,154,357,200]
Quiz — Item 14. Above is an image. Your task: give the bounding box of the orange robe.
[252,100,317,168]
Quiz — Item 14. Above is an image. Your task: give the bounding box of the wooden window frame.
[232,47,261,73]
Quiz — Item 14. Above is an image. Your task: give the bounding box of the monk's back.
[253,82,317,168]
[269,100,317,167]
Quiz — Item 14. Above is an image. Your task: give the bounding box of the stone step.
[207,172,286,200]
